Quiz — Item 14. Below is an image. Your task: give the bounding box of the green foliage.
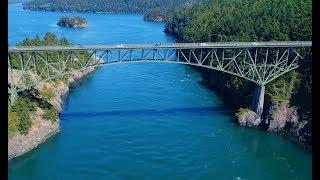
[24,0,200,21]
[59,36,69,45]
[44,107,59,121]
[9,97,37,135]
[165,0,311,42]
[266,71,301,104]
[298,120,309,129]
[40,87,54,101]
[8,33,84,135]
[18,110,32,135]
[11,96,37,112]
[58,16,87,27]
[165,0,311,121]
[8,111,19,137]
[235,108,250,118]
[10,32,90,83]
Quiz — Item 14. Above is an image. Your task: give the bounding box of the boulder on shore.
[236,108,261,127]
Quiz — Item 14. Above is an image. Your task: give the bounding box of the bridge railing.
[8,41,311,52]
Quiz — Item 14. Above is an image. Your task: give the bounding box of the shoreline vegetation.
[22,0,199,22]
[8,33,102,160]
[164,0,312,147]
[57,16,88,28]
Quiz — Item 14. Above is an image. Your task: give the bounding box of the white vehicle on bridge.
[199,43,208,46]
[116,44,125,48]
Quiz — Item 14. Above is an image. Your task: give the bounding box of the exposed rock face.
[267,102,298,131]
[8,108,60,160]
[235,102,311,146]
[8,56,102,161]
[237,109,261,127]
[36,81,69,112]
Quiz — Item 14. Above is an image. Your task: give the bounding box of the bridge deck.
[8,41,312,52]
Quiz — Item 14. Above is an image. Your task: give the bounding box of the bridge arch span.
[8,41,311,115]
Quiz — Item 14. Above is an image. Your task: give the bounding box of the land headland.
[8,33,102,160]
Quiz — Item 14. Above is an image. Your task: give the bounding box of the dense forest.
[165,0,312,144]
[23,0,199,21]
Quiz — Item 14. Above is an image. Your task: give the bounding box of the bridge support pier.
[252,84,265,116]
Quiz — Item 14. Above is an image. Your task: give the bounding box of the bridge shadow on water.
[61,106,233,119]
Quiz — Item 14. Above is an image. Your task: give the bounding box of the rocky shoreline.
[197,68,312,148]
[8,57,102,161]
[235,103,312,148]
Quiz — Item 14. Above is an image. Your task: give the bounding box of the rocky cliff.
[198,68,311,147]
[8,56,102,161]
[235,102,312,147]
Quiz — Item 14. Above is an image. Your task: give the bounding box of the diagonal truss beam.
[8,42,311,93]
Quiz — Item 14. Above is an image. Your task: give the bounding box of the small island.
[57,16,88,28]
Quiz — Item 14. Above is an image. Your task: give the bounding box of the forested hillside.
[23,0,199,21]
[165,0,312,145]
[165,0,311,42]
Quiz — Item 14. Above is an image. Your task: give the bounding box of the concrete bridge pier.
[252,84,265,116]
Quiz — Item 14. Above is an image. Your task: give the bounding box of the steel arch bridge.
[8,41,312,115]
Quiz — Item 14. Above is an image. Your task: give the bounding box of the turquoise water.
[9,4,312,179]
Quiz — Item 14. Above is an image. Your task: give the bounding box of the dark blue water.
[9,3,312,179]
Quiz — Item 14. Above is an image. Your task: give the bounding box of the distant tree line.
[23,0,200,21]
[165,0,311,42]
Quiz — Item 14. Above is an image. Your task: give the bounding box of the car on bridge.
[199,43,208,46]
[116,44,125,48]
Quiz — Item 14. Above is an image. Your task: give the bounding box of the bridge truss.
[8,41,312,115]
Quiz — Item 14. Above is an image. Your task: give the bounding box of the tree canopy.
[165,0,311,42]
[23,0,200,21]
